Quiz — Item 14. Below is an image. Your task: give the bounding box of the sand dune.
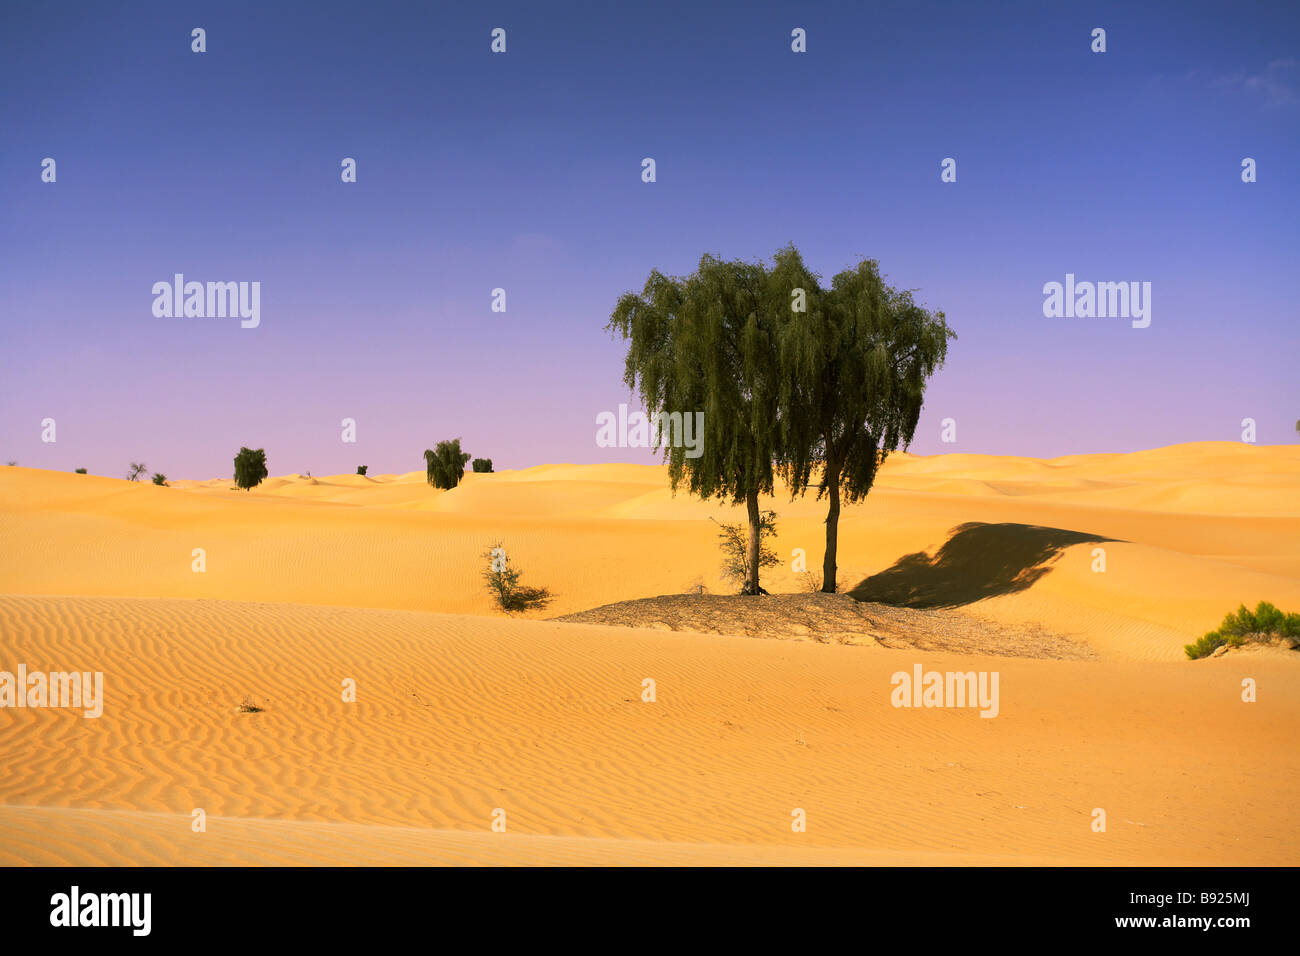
[1,594,1296,866]
[2,443,1296,657]
[0,442,1297,865]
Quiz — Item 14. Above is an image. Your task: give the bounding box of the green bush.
[424,439,470,490]
[1186,601,1300,659]
[482,542,553,613]
[74,467,87,474]
[709,510,779,594]
[151,472,168,486]
[472,458,493,473]
[233,447,268,491]
[356,465,368,476]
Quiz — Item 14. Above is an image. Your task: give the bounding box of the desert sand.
[1,441,1297,865]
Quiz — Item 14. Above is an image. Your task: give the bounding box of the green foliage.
[472,458,493,473]
[774,246,953,592]
[151,472,167,486]
[233,447,268,491]
[608,253,781,592]
[126,462,148,482]
[1185,601,1300,658]
[356,465,368,476]
[74,467,87,474]
[424,439,471,490]
[481,542,553,613]
[609,245,951,594]
[710,510,779,594]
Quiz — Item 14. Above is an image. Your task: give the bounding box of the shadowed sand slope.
[1,594,1297,866]
[849,522,1120,608]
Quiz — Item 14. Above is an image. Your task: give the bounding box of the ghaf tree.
[608,253,780,594]
[776,251,953,593]
[424,439,470,489]
[233,447,268,490]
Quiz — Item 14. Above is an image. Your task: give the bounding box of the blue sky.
[1,0,1297,476]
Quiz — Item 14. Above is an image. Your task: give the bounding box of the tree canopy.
[425,439,470,490]
[233,447,268,491]
[609,244,952,596]
[777,249,954,591]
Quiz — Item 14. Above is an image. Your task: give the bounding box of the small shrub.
[356,465,368,476]
[472,458,493,473]
[1186,601,1300,659]
[5,461,16,467]
[233,447,268,491]
[482,542,553,613]
[801,570,824,593]
[236,696,264,714]
[710,511,779,594]
[74,467,87,474]
[126,462,148,482]
[151,472,168,486]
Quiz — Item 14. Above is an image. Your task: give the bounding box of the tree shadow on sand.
[848,522,1121,609]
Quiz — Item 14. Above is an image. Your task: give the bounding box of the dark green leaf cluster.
[233,447,268,490]
[425,439,471,489]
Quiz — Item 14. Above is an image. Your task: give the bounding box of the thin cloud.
[1206,58,1298,106]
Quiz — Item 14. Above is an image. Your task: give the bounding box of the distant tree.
[608,253,781,594]
[1295,419,1299,439]
[126,462,148,482]
[74,467,87,474]
[151,472,168,486]
[5,461,17,467]
[233,447,268,491]
[776,249,953,593]
[356,465,368,476]
[472,458,493,473]
[424,439,470,489]
[481,542,553,613]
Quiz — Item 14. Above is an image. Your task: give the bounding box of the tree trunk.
[822,462,840,593]
[745,488,762,595]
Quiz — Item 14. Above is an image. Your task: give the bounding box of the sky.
[1,0,1297,478]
